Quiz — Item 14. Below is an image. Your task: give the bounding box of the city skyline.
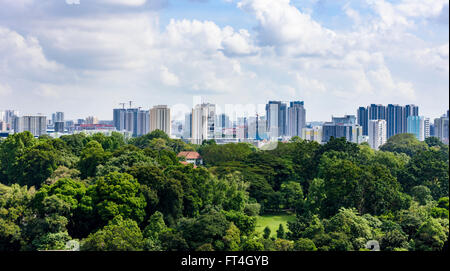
[2,101,449,123]
[0,0,448,122]
[2,101,449,148]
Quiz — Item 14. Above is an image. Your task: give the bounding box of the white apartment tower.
[191,103,216,145]
[424,118,430,139]
[368,119,387,150]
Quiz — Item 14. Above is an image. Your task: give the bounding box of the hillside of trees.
[0,131,448,251]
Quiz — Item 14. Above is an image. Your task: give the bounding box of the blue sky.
[0,0,448,122]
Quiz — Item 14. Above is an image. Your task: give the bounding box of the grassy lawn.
[255,212,296,238]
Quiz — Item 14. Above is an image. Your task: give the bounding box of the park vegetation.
[0,131,448,251]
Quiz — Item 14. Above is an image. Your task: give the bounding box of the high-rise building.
[150,105,171,136]
[302,126,323,143]
[368,119,387,150]
[430,123,435,137]
[287,101,306,137]
[234,117,247,140]
[54,122,65,133]
[248,115,268,140]
[113,108,127,131]
[191,103,216,145]
[114,107,150,137]
[322,115,362,143]
[85,116,99,125]
[424,118,430,139]
[215,113,231,139]
[11,116,20,133]
[52,112,64,124]
[266,101,287,139]
[184,112,192,139]
[16,115,47,137]
[434,114,449,145]
[65,120,75,133]
[407,116,425,141]
[357,107,369,136]
[137,110,150,137]
[360,104,419,139]
[2,110,19,125]
[403,104,419,133]
[385,104,404,138]
[368,104,386,120]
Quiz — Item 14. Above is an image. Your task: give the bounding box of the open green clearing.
[255,212,296,238]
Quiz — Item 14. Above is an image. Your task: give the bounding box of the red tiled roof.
[177,151,202,159]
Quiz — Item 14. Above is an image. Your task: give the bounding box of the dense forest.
[0,130,448,251]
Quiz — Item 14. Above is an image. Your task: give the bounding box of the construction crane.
[119,103,126,109]
[128,101,134,109]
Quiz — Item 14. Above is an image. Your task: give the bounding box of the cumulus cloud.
[221,28,259,57]
[0,26,60,78]
[0,0,447,121]
[237,0,336,56]
[160,66,180,86]
[33,13,159,70]
[97,0,147,6]
[412,43,449,72]
[367,0,449,30]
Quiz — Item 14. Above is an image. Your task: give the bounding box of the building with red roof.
[177,151,203,166]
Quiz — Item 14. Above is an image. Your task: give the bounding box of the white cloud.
[0,26,60,78]
[0,0,446,121]
[163,19,258,57]
[367,66,416,100]
[221,28,259,57]
[34,13,159,70]
[160,66,180,86]
[97,0,147,6]
[367,0,449,30]
[396,0,449,19]
[237,0,336,56]
[412,43,449,72]
[66,0,80,5]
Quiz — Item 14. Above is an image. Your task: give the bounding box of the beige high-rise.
[150,105,171,136]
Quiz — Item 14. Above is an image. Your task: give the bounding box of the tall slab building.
[150,105,171,136]
[287,101,306,137]
[368,119,387,150]
[266,101,287,139]
[16,115,47,137]
[191,103,216,145]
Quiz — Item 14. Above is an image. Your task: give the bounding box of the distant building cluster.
[357,104,449,147]
[1,103,449,148]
